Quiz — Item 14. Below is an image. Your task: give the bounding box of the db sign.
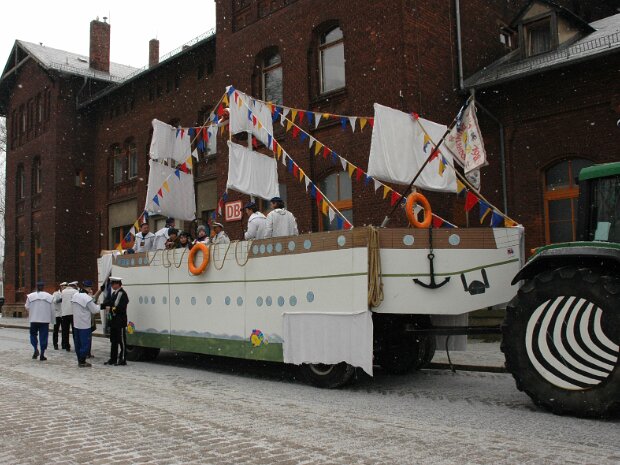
[224,200,243,222]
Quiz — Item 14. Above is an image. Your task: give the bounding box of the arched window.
[543,158,592,243]
[261,49,283,104]
[16,164,25,199]
[126,139,138,179]
[320,172,352,230]
[32,158,42,194]
[111,144,123,184]
[319,26,345,94]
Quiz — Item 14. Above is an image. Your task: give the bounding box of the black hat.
[140,222,149,227]
[244,201,257,210]
[168,227,179,236]
[165,217,175,225]
[83,280,93,287]
[270,197,283,203]
[179,231,190,238]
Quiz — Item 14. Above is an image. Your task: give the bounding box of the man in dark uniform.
[100,277,129,366]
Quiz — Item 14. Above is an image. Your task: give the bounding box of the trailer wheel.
[125,346,160,362]
[502,266,620,418]
[418,335,437,368]
[376,337,422,374]
[300,362,355,388]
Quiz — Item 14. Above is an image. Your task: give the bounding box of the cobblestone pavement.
[0,327,618,465]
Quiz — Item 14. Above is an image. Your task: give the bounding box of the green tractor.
[504,162,620,418]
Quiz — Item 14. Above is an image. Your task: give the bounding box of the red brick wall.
[90,20,111,73]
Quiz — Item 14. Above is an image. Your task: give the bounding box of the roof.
[14,40,137,83]
[510,0,594,31]
[579,162,620,181]
[465,13,620,89]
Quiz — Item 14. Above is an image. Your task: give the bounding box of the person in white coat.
[60,282,79,352]
[25,282,54,361]
[131,223,155,253]
[154,218,175,250]
[71,292,100,367]
[211,222,230,245]
[244,202,267,240]
[265,197,299,238]
[51,282,66,350]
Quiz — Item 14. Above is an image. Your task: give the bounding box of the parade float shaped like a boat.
[99,87,526,388]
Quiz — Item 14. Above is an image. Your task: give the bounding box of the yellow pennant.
[360,118,368,131]
[220,124,226,135]
[383,185,390,199]
[222,94,229,106]
[163,181,170,192]
[321,200,329,216]
[186,157,193,168]
[238,97,243,108]
[505,218,517,227]
[286,120,293,132]
[314,142,323,156]
[456,179,465,194]
[347,163,356,178]
[133,221,140,230]
[323,113,331,119]
[291,109,298,122]
[257,121,263,130]
[299,168,305,182]
[277,145,283,158]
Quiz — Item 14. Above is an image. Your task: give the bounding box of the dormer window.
[525,18,553,56]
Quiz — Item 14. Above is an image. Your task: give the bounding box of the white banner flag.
[145,160,196,221]
[444,103,488,173]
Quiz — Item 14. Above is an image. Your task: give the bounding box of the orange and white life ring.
[188,242,210,275]
[406,192,432,228]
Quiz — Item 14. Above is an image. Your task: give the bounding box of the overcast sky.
[0,0,217,69]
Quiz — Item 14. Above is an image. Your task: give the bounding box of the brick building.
[1,0,618,314]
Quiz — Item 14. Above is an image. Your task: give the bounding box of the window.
[75,169,86,187]
[111,225,134,249]
[319,26,345,94]
[525,19,552,56]
[112,145,124,184]
[44,89,51,122]
[17,237,25,290]
[20,105,26,134]
[543,158,592,243]
[33,234,42,286]
[36,93,43,124]
[261,50,283,104]
[590,175,620,242]
[32,158,42,194]
[16,164,25,199]
[127,140,138,179]
[320,173,352,230]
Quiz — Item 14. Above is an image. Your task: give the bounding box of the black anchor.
[413,224,451,290]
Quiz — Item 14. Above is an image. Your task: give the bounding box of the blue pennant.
[272,107,281,122]
[124,232,132,242]
[490,211,503,228]
[188,127,195,138]
[213,114,219,124]
[287,158,293,173]
[174,168,181,179]
[310,184,317,199]
[267,134,272,150]
[175,128,181,138]
[364,174,372,186]
[197,139,205,152]
[340,117,347,130]
[300,131,308,142]
[306,112,314,126]
[227,86,235,96]
[247,109,253,122]
[331,151,338,165]
[153,195,160,206]
[336,217,344,229]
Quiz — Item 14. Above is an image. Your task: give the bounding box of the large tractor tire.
[300,362,356,388]
[502,266,620,418]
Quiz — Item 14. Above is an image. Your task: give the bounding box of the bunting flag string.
[116,211,149,251]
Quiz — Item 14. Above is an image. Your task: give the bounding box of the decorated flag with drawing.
[444,102,488,173]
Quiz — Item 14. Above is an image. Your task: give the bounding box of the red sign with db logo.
[224,200,243,222]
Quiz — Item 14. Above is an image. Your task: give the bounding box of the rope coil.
[367,226,384,308]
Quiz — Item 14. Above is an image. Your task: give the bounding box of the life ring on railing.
[406,192,432,228]
[188,242,210,275]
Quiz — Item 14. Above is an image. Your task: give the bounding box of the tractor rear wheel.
[502,266,620,418]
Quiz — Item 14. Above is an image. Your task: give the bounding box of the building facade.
[1,0,619,314]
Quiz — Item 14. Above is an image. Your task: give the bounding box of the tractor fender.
[512,244,620,285]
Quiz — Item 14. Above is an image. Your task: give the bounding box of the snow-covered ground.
[0,327,617,465]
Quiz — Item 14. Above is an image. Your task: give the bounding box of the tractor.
[504,162,620,418]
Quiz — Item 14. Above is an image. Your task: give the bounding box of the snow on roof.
[465,13,620,89]
[17,40,137,83]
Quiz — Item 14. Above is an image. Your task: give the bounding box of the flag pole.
[379,102,467,228]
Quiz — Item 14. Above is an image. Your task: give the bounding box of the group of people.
[126,196,298,254]
[26,276,130,368]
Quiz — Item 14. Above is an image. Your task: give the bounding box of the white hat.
[109,276,123,282]
[68,281,78,286]
[60,282,67,287]
[212,222,224,228]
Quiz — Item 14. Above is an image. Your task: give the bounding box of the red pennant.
[344,221,352,230]
[180,163,188,173]
[368,118,374,128]
[180,128,185,138]
[217,104,225,117]
[293,164,299,178]
[157,188,163,197]
[233,92,238,103]
[292,126,300,139]
[432,216,444,228]
[412,112,420,120]
[203,127,208,142]
[429,148,440,161]
[252,136,258,148]
[355,167,364,182]
[465,191,478,212]
[322,146,330,159]
[252,115,257,127]
[316,190,323,205]
[390,191,400,207]
[298,112,305,124]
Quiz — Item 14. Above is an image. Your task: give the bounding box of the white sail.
[228,91,274,148]
[227,142,279,200]
[148,119,192,163]
[145,159,196,221]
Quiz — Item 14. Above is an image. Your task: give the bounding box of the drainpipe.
[455,0,464,91]
[473,92,509,215]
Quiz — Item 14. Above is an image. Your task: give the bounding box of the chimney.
[149,39,160,68]
[89,18,110,73]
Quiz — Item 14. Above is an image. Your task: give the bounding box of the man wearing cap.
[60,281,79,351]
[211,222,230,245]
[71,291,100,368]
[100,277,129,366]
[81,280,97,358]
[132,222,155,253]
[154,218,175,250]
[244,202,267,240]
[265,197,299,238]
[25,282,54,361]
[51,282,66,350]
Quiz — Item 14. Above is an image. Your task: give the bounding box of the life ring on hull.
[406,192,432,228]
[188,242,210,275]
